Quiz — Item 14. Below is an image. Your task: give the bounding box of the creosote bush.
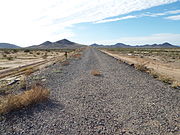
[0,83,50,114]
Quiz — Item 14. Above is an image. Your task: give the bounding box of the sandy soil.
[0,53,64,72]
[101,50,180,84]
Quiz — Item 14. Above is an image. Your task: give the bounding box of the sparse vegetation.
[91,69,102,76]
[7,56,13,61]
[0,83,50,114]
[103,48,180,61]
[134,63,149,72]
[102,48,180,88]
[159,76,172,84]
[0,67,8,70]
[42,52,48,59]
[172,81,180,88]
[24,49,30,53]
[24,67,36,76]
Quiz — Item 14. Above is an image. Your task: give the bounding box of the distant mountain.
[40,41,52,46]
[113,43,131,48]
[28,39,85,49]
[90,43,132,48]
[0,43,21,49]
[138,42,177,48]
[55,39,74,45]
[91,43,105,47]
[90,42,179,48]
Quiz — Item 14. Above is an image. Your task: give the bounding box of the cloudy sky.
[0,0,180,47]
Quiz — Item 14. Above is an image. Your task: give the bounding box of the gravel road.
[0,48,179,135]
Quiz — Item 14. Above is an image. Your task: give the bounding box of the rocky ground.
[0,48,179,135]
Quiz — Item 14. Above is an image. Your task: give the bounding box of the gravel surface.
[0,48,179,135]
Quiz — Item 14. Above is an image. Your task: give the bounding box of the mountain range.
[90,42,179,48]
[0,39,179,49]
[0,43,21,49]
[28,39,85,49]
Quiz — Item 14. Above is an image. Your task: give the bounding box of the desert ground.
[0,49,71,71]
[101,48,180,88]
[0,48,179,134]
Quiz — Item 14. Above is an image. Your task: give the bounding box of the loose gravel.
[0,48,179,135]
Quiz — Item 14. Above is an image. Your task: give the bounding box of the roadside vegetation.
[0,83,49,114]
[101,48,180,88]
[91,69,102,76]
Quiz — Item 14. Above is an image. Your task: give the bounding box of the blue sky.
[0,0,180,47]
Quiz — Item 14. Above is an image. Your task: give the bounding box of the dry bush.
[42,53,48,59]
[0,83,50,114]
[7,56,14,61]
[150,70,173,85]
[134,63,149,72]
[172,81,180,88]
[0,67,7,70]
[24,68,35,76]
[61,61,70,66]
[91,70,102,76]
[158,75,173,84]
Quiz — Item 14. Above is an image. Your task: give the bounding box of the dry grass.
[159,76,173,84]
[134,63,149,72]
[172,81,180,88]
[0,83,50,114]
[150,70,174,85]
[0,67,8,70]
[91,70,102,76]
[24,68,36,76]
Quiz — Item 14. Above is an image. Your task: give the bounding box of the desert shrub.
[0,67,7,70]
[91,70,102,76]
[24,68,35,76]
[42,53,48,59]
[2,54,7,58]
[36,52,40,55]
[24,49,30,53]
[7,56,13,61]
[150,70,173,85]
[0,83,49,114]
[172,81,180,88]
[12,49,18,53]
[134,63,148,72]
[159,76,173,84]
[4,50,10,54]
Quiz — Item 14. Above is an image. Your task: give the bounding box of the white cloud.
[165,14,180,20]
[95,16,137,23]
[0,0,178,46]
[146,9,180,17]
[96,9,180,23]
[95,33,180,45]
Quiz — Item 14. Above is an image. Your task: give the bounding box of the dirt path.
[0,48,179,135]
[101,50,180,82]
